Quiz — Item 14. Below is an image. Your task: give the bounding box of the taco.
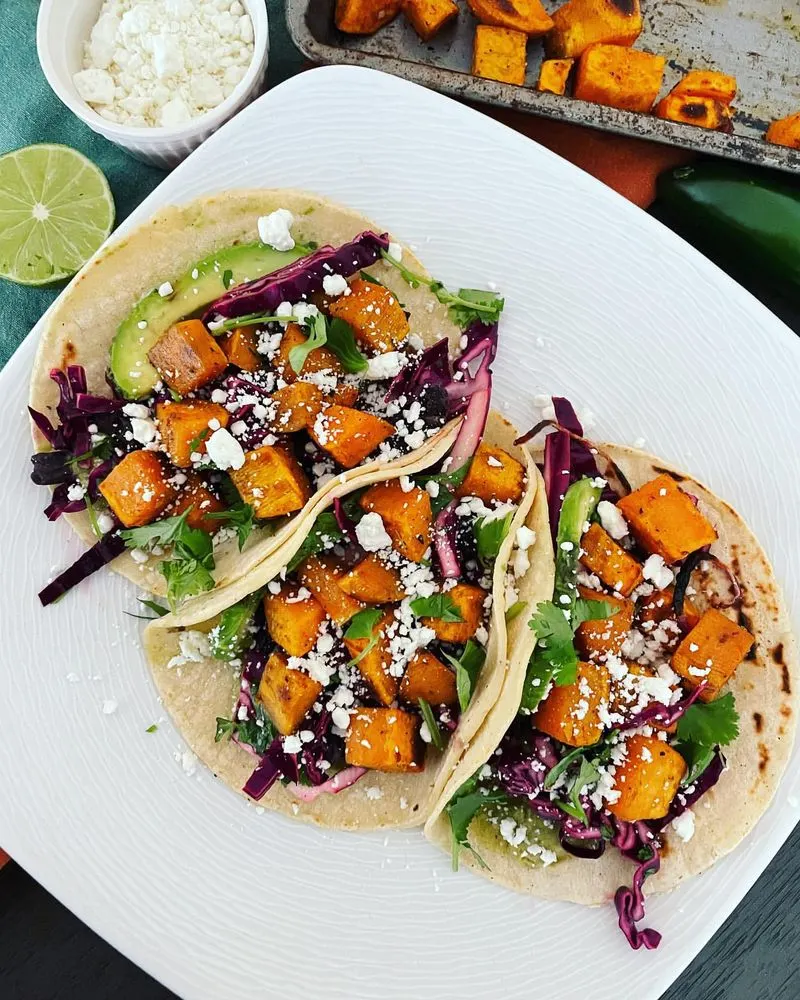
[142,411,554,828]
[425,397,797,948]
[29,189,504,608]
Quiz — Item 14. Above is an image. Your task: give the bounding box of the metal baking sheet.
[287,0,800,173]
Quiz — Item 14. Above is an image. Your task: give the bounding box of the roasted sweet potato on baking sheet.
[672,69,737,105]
[400,649,458,706]
[468,0,553,35]
[299,555,365,625]
[472,25,528,86]
[99,450,177,528]
[656,94,731,131]
[547,0,641,59]
[580,522,643,596]
[423,583,486,643]
[533,659,611,746]
[456,442,525,504]
[147,319,228,395]
[335,0,401,34]
[616,474,717,564]
[339,554,405,603]
[403,0,458,41]
[264,585,327,658]
[229,445,311,519]
[156,400,229,468]
[575,586,633,659]
[672,608,753,701]
[257,649,323,735]
[326,278,409,353]
[766,112,800,149]
[607,734,686,821]
[343,609,398,705]
[360,479,433,562]
[537,58,574,95]
[574,44,665,113]
[269,382,324,433]
[308,404,395,469]
[345,707,423,771]
[220,327,261,372]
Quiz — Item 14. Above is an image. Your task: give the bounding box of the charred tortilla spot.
[772,642,785,665]
[61,340,76,366]
[782,664,791,695]
[758,742,769,773]
[781,703,792,719]
[651,466,684,482]
[753,711,763,733]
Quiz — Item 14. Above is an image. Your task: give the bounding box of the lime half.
[0,144,115,286]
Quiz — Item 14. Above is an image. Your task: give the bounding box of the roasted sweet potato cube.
[257,649,323,736]
[308,404,395,469]
[656,94,730,130]
[533,660,611,746]
[166,474,226,533]
[537,58,574,94]
[607,734,686,821]
[580,522,643,596]
[456,442,525,504]
[269,382,324,433]
[423,583,486,643]
[335,0,401,33]
[766,112,800,150]
[263,585,327,657]
[299,555,365,625]
[345,707,423,772]
[575,44,665,113]
[156,400,230,468]
[229,445,311,519]
[99,450,177,528]
[333,382,360,407]
[472,25,528,86]
[220,327,261,372]
[275,323,345,383]
[616,474,717,564]
[400,649,458,707]
[672,69,737,104]
[403,0,458,40]
[546,0,642,59]
[575,586,633,660]
[326,279,409,353]
[147,319,228,395]
[344,610,398,705]
[339,554,405,603]
[360,480,433,561]
[672,608,753,701]
[468,0,553,35]
[637,586,700,630]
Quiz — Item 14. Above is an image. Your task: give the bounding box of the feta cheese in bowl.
[36,0,269,168]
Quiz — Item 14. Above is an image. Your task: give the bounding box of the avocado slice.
[110,241,307,399]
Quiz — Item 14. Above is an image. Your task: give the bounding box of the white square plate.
[1,66,798,1000]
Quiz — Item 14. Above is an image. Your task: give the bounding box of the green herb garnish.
[209,590,262,661]
[674,692,739,784]
[344,607,385,665]
[222,268,234,289]
[444,639,486,712]
[446,770,506,871]
[409,593,464,622]
[203,502,256,551]
[418,697,444,751]
[145,724,158,733]
[474,509,514,563]
[505,600,526,623]
[325,317,368,374]
[289,311,327,374]
[286,512,344,572]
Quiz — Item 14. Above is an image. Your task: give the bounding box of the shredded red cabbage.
[333,497,359,544]
[617,682,706,732]
[286,766,367,802]
[652,751,726,831]
[38,532,126,607]
[204,231,390,322]
[614,842,662,950]
[542,428,571,544]
[386,338,451,403]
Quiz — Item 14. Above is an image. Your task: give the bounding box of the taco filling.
[202,437,530,801]
[444,398,753,950]
[30,207,503,608]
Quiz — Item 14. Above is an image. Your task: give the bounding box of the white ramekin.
[36,0,269,170]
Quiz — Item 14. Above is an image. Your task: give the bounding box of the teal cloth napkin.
[0,0,302,369]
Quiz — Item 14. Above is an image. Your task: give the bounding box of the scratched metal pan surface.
[287,0,800,173]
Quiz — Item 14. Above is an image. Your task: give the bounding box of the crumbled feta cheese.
[425,480,440,498]
[167,630,211,669]
[365,786,383,800]
[205,427,245,471]
[129,416,158,445]
[322,273,349,296]
[355,512,393,552]
[364,351,407,380]
[67,482,87,502]
[642,554,674,590]
[420,721,432,743]
[158,281,174,298]
[387,241,403,262]
[499,817,527,847]
[399,476,415,493]
[258,209,295,251]
[597,500,629,540]
[671,809,695,843]
[129,548,149,564]
[102,698,118,715]
[97,512,115,534]
[283,734,303,754]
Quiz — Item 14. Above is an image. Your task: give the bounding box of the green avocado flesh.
[110,241,306,399]
[472,800,564,868]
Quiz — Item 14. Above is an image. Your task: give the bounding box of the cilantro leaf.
[527,598,617,689]
[289,311,327,374]
[520,648,558,712]
[344,607,384,665]
[444,640,486,713]
[418,698,444,751]
[208,590,262,661]
[203,502,256,551]
[447,288,505,329]
[325,317,368,374]
[416,459,472,491]
[474,510,514,563]
[409,593,464,622]
[139,598,168,617]
[673,741,716,786]
[287,512,343,572]
[676,692,740,748]
[215,717,235,741]
[145,724,158,733]
[216,700,277,754]
[445,771,506,871]
[505,600,526,623]
[161,558,214,607]
[119,509,195,551]
[553,756,600,826]
[187,426,211,453]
